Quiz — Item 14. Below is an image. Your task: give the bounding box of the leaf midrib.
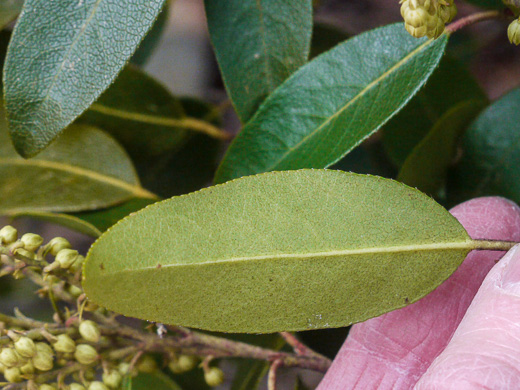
[266,37,438,171]
[0,158,157,199]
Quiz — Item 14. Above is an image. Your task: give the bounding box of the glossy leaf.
[84,170,472,333]
[0,0,23,29]
[382,56,487,167]
[205,0,313,123]
[3,0,166,157]
[6,211,102,238]
[397,99,486,196]
[448,88,520,205]
[215,24,448,184]
[0,105,155,213]
[132,372,182,390]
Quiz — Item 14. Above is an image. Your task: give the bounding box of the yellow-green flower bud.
[69,255,85,273]
[46,237,72,256]
[32,343,54,371]
[69,384,86,390]
[74,344,98,365]
[67,284,84,298]
[39,385,57,390]
[0,361,5,373]
[4,366,22,383]
[0,226,18,245]
[88,381,109,390]
[118,362,130,375]
[52,334,76,353]
[508,18,520,45]
[0,348,21,368]
[15,336,36,358]
[35,342,54,357]
[136,355,157,373]
[79,320,100,343]
[20,360,35,375]
[168,355,198,374]
[204,367,225,387]
[55,249,79,269]
[102,369,122,389]
[20,233,44,252]
[13,247,37,260]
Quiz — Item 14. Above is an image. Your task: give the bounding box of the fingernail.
[501,245,520,291]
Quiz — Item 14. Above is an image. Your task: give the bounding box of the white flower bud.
[0,348,20,368]
[102,369,122,389]
[0,226,18,245]
[74,344,98,365]
[204,367,225,387]
[88,381,109,390]
[46,237,72,256]
[79,320,100,343]
[20,233,44,252]
[55,249,79,269]
[168,355,198,374]
[4,366,22,383]
[52,334,76,353]
[15,336,36,358]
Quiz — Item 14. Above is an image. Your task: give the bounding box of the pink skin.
[317,197,520,390]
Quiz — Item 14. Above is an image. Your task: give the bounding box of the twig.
[268,359,283,390]
[446,10,504,34]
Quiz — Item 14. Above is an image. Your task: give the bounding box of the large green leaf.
[132,372,182,390]
[382,56,487,167]
[84,170,473,333]
[447,88,520,205]
[0,0,23,29]
[205,0,313,123]
[215,24,448,184]
[3,0,165,157]
[397,99,486,196]
[0,111,155,213]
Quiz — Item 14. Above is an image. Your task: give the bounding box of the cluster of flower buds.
[400,0,457,39]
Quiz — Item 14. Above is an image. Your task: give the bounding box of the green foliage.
[132,372,183,390]
[215,24,448,183]
[84,170,471,333]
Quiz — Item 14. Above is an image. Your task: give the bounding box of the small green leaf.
[132,372,182,390]
[84,170,472,333]
[397,99,486,196]
[448,88,520,205]
[0,0,23,29]
[6,211,102,238]
[215,24,448,184]
[0,103,156,213]
[205,0,313,123]
[382,56,487,167]
[3,0,166,157]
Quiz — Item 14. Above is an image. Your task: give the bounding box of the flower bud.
[46,237,72,256]
[204,367,225,387]
[79,320,100,343]
[4,366,22,383]
[0,361,5,373]
[102,369,122,389]
[14,247,37,260]
[136,355,157,373]
[52,334,76,353]
[69,384,86,390]
[20,233,44,252]
[0,348,21,368]
[32,343,54,371]
[70,255,85,273]
[15,336,37,358]
[509,18,520,46]
[168,355,198,374]
[35,342,54,357]
[74,344,98,365]
[39,385,57,390]
[55,249,79,269]
[67,284,84,298]
[20,360,35,375]
[0,226,18,245]
[88,381,109,390]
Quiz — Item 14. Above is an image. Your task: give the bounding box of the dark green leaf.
[0,102,156,213]
[382,56,487,167]
[84,170,472,333]
[205,0,313,123]
[397,99,486,196]
[4,0,166,157]
[6,211,102,237]
[215,24,448,184]
[132,372,182,390]
[447,88,520,205]
[0,0,23,29]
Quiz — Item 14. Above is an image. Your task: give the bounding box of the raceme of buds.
[102,369,123,389]
[204,366,225,387]
[14,336,37,358]
[53,334,76,353]
[400,0,457,39]
[55,249,80,269]
[79,320,101,343]
[168,354,199,374]
[509,18,520,45]
[20,233,44,252]
[75,344,98,365]
[0,225,18,245]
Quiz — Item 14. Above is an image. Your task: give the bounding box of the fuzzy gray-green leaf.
[84,170,471,333]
